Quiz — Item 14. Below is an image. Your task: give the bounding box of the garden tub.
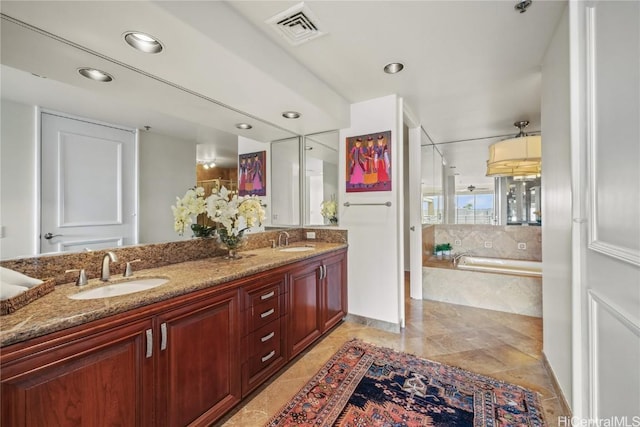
[456,256,542,277]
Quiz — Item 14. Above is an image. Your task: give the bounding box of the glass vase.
[216,228,246,259]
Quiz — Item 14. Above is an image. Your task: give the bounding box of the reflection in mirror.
[422,135,542,226]
[502,176,541,225]
[421,141,444,224]
[270,137,301,227]
[304,131,339,226]
[0,15,298,260]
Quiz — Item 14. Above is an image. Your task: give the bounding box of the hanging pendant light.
[486,121,541,177]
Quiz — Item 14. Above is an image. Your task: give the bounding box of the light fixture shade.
[486,135,541,177]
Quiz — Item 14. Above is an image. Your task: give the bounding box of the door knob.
[410,226,415,231]
[44,232,62,240]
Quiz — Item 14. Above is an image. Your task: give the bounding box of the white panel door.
[40,112,137,253]
[572,0,640,419]
[408,127,423,300]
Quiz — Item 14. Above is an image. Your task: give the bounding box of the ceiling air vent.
[266,3,325,46]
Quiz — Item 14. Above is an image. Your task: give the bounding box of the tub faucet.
[278,231,290,247]
[101,251,118,281]
[452,251,471,266]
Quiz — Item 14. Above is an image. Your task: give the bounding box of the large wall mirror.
[271,137,302,227]
[422,137,542,226]
[0,12,299,260]
[303,131,339,226]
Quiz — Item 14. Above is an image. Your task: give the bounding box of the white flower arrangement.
[320,197,338,223]
[171,186,265,238]
[205,186,266,237]
[171,187,207,235]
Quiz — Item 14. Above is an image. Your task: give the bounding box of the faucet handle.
[66,269,88,286]
[124,259,142,277]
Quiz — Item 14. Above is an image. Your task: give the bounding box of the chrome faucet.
[277,231,290,247]
[101,251,118,281]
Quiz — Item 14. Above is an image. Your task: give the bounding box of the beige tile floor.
[218,280,570,426]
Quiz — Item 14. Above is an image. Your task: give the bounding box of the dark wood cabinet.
[1,247,347,426]
[287,260,323,358]
[0,291,241,427]
[1,318,155,427]
[287,249,348,359]
[320,251,348,332]
[156,289,241,426]
[240,273,287,396]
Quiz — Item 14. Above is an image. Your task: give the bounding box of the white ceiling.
[0,0,564,180]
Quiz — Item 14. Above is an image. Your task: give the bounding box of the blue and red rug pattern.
[267,339,546,426]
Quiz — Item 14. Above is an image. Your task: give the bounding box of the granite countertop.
[0,242,346,348]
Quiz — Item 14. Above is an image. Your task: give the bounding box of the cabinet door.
[287,260,322,358]
[156,289,241,427]
[321,250,348,332]
[1,319,154,427]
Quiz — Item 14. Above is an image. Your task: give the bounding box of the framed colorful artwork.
[345,130,392,193]
[238,150,267,196]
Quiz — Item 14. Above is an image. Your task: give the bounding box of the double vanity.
[0,231,348,426]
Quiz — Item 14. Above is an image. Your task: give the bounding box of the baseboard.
[344,313,401,334]
[542,351,572,416]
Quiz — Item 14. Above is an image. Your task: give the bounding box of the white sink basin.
[279,246,315,252]
[69,278,169,300]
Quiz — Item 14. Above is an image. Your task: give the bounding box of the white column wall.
[0,99,37,259]
[339,94,403,327]
[541,5,573,407]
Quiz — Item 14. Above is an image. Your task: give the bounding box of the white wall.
[339,94,403,327]
[541,5,572,406]
[270,138,299,226]
[139,131,196,243]
[239,136,271,231]
[0,99,37,259]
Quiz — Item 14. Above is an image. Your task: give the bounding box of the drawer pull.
[260,308,275,318]
[145,329,153,358]
[261,331,275,342]
[160,323,167,351]
[261,350,276,363]
[260,290,275,300]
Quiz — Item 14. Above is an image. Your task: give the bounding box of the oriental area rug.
[266,339,546,427]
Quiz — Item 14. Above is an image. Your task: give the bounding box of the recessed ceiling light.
[236,123,252,130]
[282,111,301,119]
[123,31,164,54]
[77,68,113,82]
[383,62,404,74]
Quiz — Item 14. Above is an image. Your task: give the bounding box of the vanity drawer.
[248,297,281,332]
[248,318,282,358]
[247,319,283,378]
[243,280,283,310]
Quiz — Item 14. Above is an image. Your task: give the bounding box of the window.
[455,193,494,224]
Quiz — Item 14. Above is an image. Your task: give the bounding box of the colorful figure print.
[346,131,391,193]
[238,151,266,196]
[348,138,367,186]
